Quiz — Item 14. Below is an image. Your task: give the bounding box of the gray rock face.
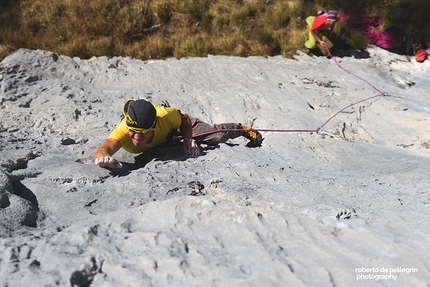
[0,48,429,286]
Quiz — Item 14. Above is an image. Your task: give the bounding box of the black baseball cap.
[125,99,156,130]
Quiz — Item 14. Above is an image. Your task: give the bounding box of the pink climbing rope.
[192,48,386,138]
[326,49,385,95]
[313,48,386,132]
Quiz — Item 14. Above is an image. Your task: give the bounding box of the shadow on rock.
[0,169,40,237]
[333,48,370,59]
[12,181,39,208]
[110,142,225,176]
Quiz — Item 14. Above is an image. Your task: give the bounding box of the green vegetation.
[0,0,429,61]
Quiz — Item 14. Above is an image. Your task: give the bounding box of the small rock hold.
[66,187,78,193]
[51,53,59,62]
[29,259,41,269]
[61,138,76,145]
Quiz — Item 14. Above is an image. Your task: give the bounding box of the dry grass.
[0,0,429,61]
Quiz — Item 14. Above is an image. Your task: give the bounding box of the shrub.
[174,35,213,58]
[265,2,290,29]
[173,0,210,21]
[257,27,274,46]
[0,0,429,61]
[152,0,173,24]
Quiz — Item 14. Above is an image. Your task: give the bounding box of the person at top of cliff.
[304,10,341,54]
[94,99,263,168]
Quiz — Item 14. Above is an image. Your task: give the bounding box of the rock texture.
[0,48,429,286]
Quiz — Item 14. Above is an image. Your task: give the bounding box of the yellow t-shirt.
[108,105,182,153]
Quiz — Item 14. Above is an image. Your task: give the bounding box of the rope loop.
[193,47,387,138]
